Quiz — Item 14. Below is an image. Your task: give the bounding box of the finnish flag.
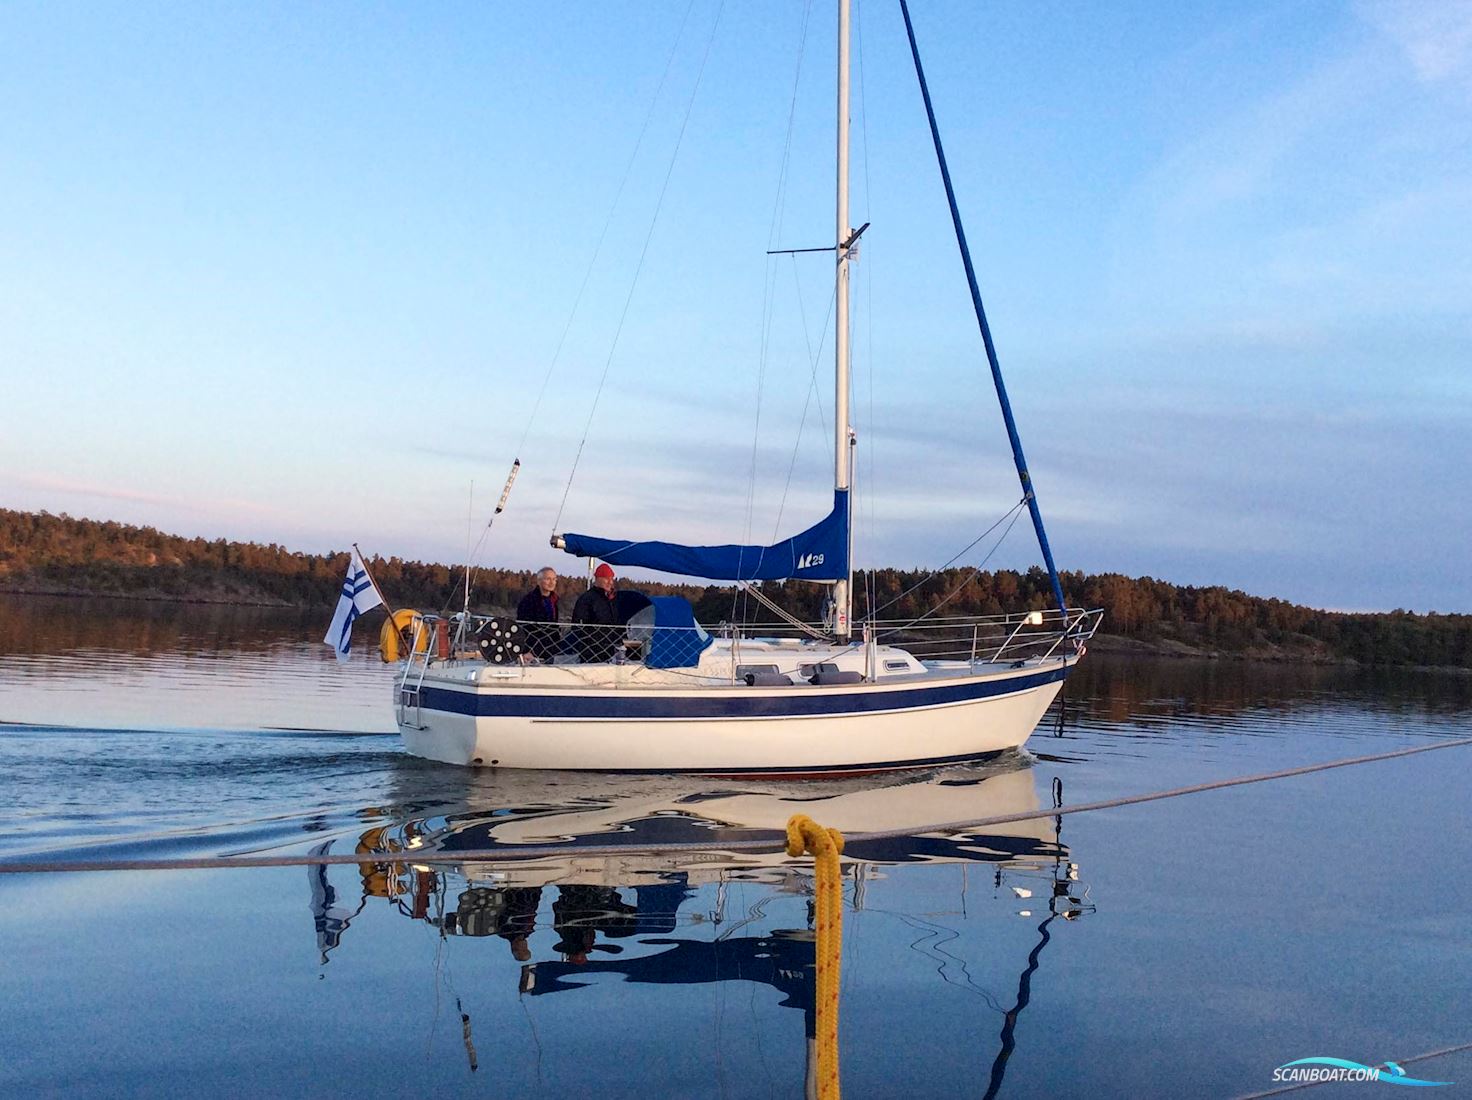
[323,549,383,662]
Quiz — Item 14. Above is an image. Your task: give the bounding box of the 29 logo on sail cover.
[1271,1057,1452,1087]
[796,552,825,570]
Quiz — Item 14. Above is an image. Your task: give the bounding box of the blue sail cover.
[562,491,849,582]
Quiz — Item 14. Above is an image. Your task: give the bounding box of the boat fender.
[745,671,793,687]
[379,608,428,663]
[810,670,864,686]
[476,617,526,665]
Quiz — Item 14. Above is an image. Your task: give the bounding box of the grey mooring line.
[1,735,1468,876]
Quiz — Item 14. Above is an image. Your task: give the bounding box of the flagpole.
[464,480,474,620]
[351,543,396,618]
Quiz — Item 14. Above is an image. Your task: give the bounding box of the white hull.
[398,650,1074,774]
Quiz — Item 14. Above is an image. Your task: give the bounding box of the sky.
[1,1,1469,613]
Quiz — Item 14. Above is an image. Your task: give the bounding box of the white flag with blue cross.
[323,549,383,662]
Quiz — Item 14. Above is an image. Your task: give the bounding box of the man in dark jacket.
[515,566,562,661]
[571,563,621,663]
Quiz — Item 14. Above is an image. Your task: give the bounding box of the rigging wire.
[865,496,1027,621]
[791,259,837,481]
[769,273,837,541]
[855,0,878,623]
[552,0,728,534]
[736,580,828,639]
[442,459,519,617]
[443,2,698,613]
[881,505,1027,634]
[884,909,1007,1012]
[735,0,814,627]
[510,0,699,467]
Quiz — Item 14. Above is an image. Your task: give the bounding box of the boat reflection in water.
[320,754,1094,1096]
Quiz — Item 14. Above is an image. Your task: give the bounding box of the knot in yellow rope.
[785,813,845,860]
[785,814,845,1100]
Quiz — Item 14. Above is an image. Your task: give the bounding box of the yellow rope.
[786,813,845,1100]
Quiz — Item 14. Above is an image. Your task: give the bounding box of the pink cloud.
[4,472,278,518]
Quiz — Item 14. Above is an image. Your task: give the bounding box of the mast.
[832,0,853,641]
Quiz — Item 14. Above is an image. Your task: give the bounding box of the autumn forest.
[2,508,1468,669]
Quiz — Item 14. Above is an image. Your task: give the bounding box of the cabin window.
[737,664,779,678]
[884,659,910,671]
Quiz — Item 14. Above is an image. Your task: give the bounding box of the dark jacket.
[516,588,559,622]
[516,588,561,660]
[571,587,620,663]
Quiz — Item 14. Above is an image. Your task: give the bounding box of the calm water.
[1,594,1469,1098]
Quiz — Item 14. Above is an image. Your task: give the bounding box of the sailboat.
[395,0,1101,772]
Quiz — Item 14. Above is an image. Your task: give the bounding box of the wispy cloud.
[1140,58,1368,229]
[1359,0,1472,85]
[1105,4,1472,342]
[5,472,277,519]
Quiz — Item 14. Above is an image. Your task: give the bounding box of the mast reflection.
[310,757,1094,1093]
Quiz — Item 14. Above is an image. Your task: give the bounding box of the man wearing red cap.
[571,562,621,663]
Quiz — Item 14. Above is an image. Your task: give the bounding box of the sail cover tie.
[559,490,849,582]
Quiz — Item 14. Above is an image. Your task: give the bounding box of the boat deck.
[408,637,1069,692]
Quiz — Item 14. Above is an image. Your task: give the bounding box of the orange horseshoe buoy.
[379,608,428,663]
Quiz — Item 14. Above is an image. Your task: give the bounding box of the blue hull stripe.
[541,747,1014,776]
[416,665,1066,720]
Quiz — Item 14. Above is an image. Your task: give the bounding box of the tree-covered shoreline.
[2,508,1468,669]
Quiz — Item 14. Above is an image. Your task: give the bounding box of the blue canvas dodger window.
[626,597,714,669]
[561,491,849,583]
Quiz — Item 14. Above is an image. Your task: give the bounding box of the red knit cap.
[594,563,615,579]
